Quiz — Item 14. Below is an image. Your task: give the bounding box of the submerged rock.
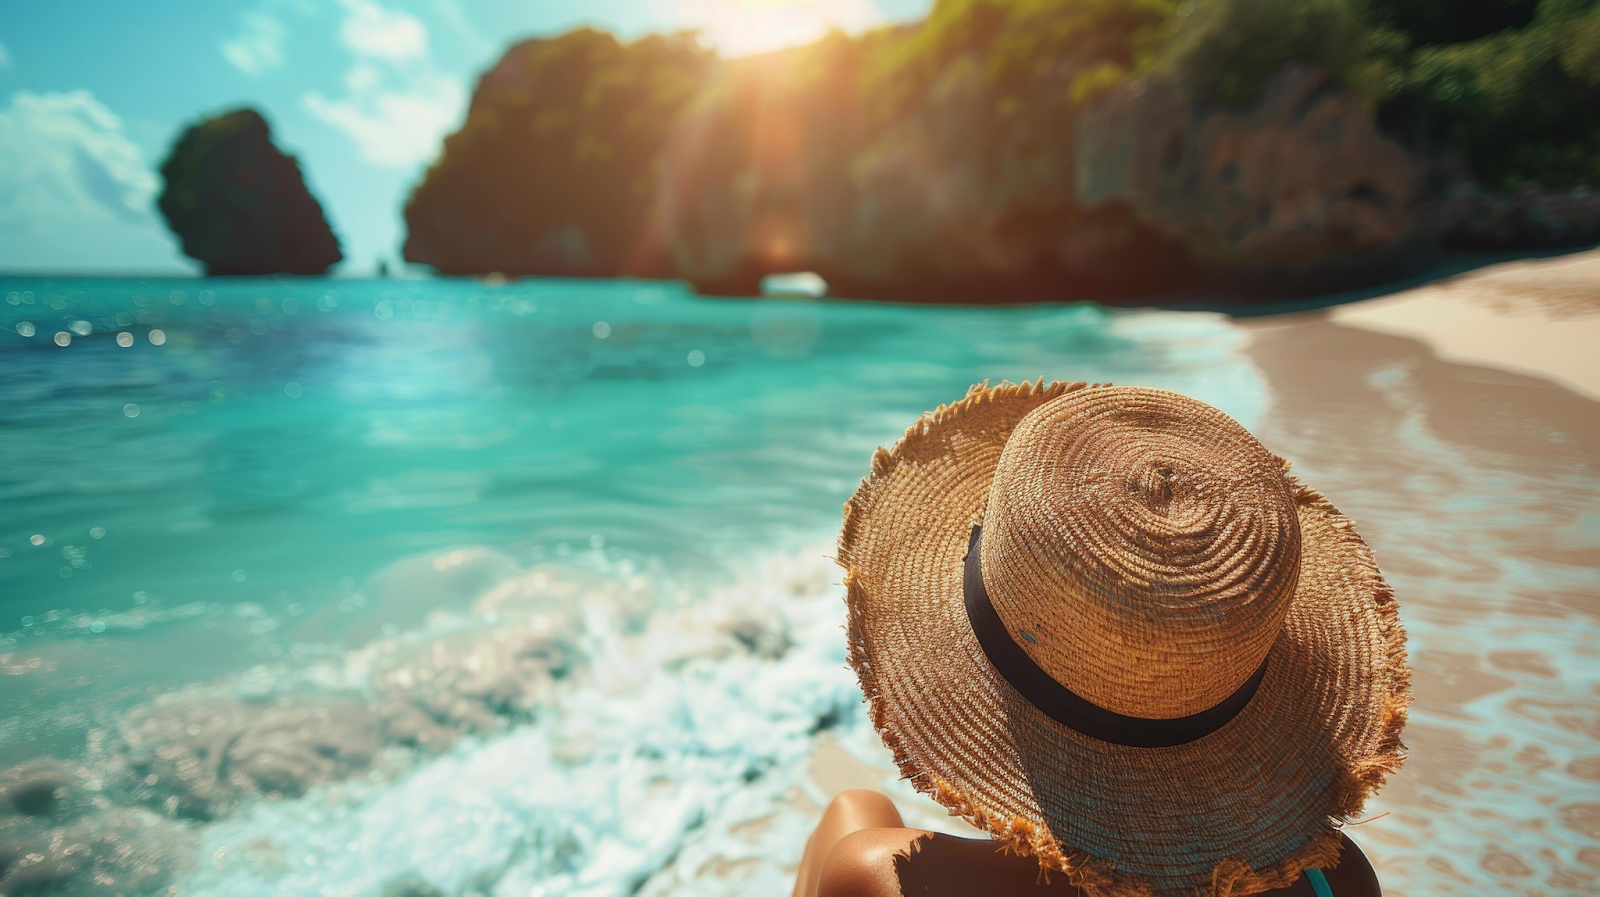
[0,806,191,896]
[157,108,342,276]
[301,547,522,646]
[364,562,636,750]
[372,625,576,751]
[0,758,97,822]
[111,693,380,820]
[379,871,447,897]
[0,759,191,895]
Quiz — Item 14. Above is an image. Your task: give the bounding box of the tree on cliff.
[403,29,716,277]
[1146,0,1600,187]
[157,109,342,276]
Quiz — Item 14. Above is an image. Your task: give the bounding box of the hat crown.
[979,387,1301,719]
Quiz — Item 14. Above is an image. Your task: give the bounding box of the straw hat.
[838,381,1409,896]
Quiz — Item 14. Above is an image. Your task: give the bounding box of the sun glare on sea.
[694,0,886,57]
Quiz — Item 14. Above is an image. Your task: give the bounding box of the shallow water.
[0,277,1594,895]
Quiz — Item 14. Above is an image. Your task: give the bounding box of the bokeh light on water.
[6,277,1253,641]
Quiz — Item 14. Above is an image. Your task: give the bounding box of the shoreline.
[5,246,1597,316]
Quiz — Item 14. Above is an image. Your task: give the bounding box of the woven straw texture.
[838,382,1410,897]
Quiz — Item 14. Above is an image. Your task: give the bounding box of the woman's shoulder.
[1314,834,1381,896]
[814,828,1080,897]
[813,828,918,897]
[815,830,1380,897]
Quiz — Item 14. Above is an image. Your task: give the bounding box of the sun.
[693,0,887,58]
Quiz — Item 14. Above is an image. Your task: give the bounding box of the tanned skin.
[793,791,1382,897]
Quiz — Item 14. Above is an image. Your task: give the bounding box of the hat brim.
[838,380,1410,897]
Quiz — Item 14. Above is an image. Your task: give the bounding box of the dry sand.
[1330,248,1600,400]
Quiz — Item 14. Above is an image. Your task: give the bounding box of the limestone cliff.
[401,0,1600,300]
[1074,66,1436,293]
[403,29,715,277]
[655,34,1193,300]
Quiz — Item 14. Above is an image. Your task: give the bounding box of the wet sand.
[801,249,1600,895]
[1243,276,1600,894]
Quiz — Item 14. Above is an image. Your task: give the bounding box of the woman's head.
[839,381,1410,896]
[979,386,1302,719]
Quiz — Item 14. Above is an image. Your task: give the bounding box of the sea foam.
[127,545,886,896]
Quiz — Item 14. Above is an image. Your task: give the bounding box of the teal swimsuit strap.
[1304,868,1334,897]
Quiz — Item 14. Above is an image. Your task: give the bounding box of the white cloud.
[680,0,887,57]
[0,90,159,228]
[305,75,465,167]
[305,0,464,168]
[345,62,382,93]
[340,0,428,61]
[221,12,286,76]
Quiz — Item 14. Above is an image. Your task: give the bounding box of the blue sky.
[0,0,930,275]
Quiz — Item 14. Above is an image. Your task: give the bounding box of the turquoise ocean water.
[0,277,1595,895]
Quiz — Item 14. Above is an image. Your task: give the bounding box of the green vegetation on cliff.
[1148,0,1600,187]
[860,0,1173,111]
[158,109,342,276]
[1373,0,1600,187]
[403,0,1600,288]
[872,0,1600,187]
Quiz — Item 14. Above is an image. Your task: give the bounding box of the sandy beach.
[1240,253,1600,894]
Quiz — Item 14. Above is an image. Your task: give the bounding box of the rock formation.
[157,108,342,276]
[111,693,380,820]
[403,29,715,277]
[654,34,1194,300]
[1074,66,1436,293]
[401,4,1600,301]
[0,758,192,895]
